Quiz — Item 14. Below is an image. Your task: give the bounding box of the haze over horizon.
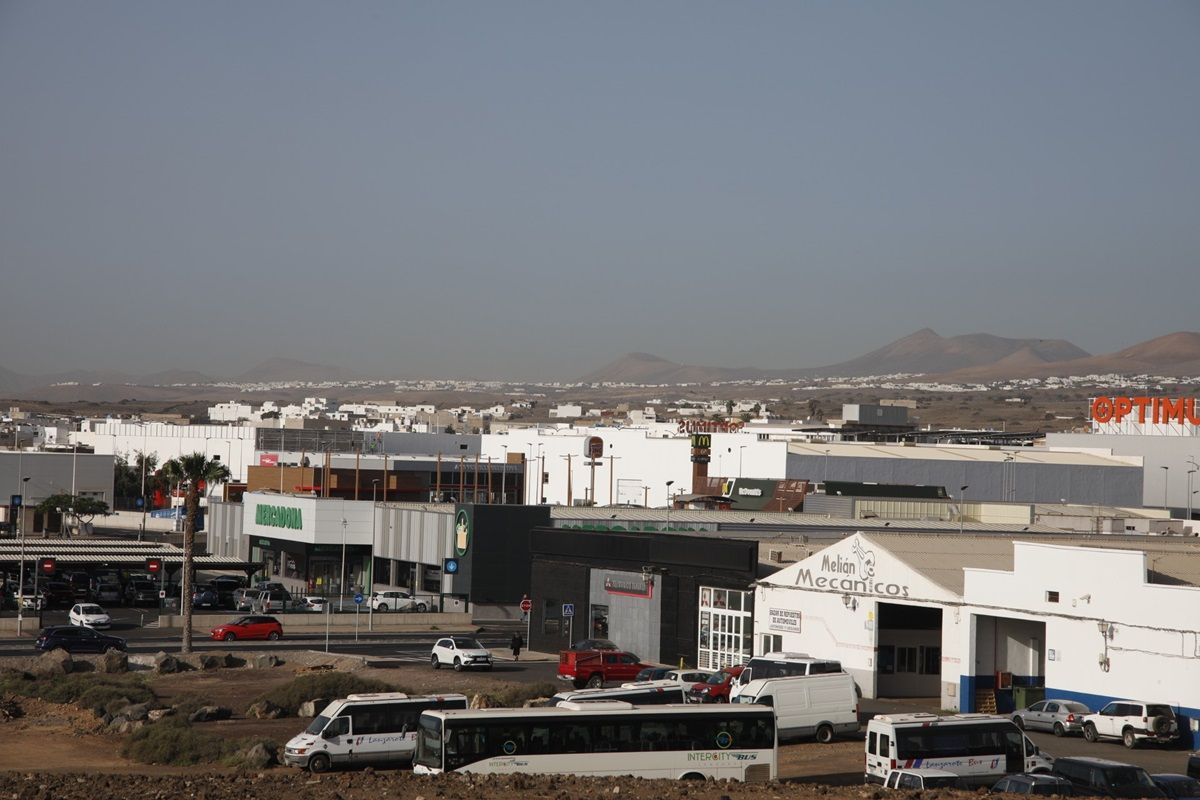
[2,2,1197,382]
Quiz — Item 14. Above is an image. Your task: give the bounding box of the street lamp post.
[338,501,348,613]
[1161,465,1170,512]
[958,485,969,535]
[665,480,674,531]
[738,446,746,479]
[16,476,29,637]
[501,445,508,504]
[824,449,831,485]
[1187,459,1198,522]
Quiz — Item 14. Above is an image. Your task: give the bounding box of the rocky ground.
[0,770,963,800]
[0,649,908,799]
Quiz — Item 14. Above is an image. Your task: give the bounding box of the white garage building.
[755,531,1200,749]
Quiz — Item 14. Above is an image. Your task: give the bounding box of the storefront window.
[697,586,752,671]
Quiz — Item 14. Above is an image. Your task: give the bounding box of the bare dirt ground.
[0,654,876,796]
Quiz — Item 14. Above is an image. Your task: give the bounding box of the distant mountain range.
[582,330,1200,383]
[0,357,352,397]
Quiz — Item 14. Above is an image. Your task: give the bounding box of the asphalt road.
[0,613,562,684]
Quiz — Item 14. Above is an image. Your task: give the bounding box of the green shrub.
[0,672,153,714]
[250,673,392,716]
[122,716,238,766]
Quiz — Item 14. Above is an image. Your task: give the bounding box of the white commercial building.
[76,421,258,482]
[755,531,1200,748]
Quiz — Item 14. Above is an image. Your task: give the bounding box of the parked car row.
[1013,698,1182,749]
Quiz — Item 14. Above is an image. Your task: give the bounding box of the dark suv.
[1052,757,1166,798]
[34,625,127,654]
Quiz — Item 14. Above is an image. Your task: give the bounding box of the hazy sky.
[2,2,1197,381]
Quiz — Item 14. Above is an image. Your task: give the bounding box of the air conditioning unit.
[768,549,783,563]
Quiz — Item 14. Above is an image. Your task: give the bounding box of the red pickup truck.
[558,649,650,689]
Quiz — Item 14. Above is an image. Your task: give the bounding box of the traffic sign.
[353,593,364,605]
[562,603,574,618]
[158,590,166,600]
[10,495,22,508]
[443,557,460,575]
[520,597,532,613]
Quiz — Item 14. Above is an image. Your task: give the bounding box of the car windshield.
[706,671,729,685]
[304,715,329,736]
[451,638,482,649]
[1063,702,1090,713]
[1161,779,1200,798]
[79,605,103,614]
[1146,705,1175,718]
[923,776,959,788]
[1108,769,1157,789]
[232,617,252,626]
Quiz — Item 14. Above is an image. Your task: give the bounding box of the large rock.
[188,705,232,723]
[196,654,222,671]
[247,700,284,720]
[147,708,174,722]
[252,654,281,670]
[298,698,329,718]
[123,702,150,722]
[101,649,129,674]
[469,694,501,709]
[237,741,277,770]
[33,649,73,676]
[112,719,144,734]
[153,652,181,674]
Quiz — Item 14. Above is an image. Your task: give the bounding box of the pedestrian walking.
[511,632,524,662]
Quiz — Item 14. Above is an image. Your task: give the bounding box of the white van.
[729,652,844,700]
[865,713,1051,788]
[283,692,468,772]
[733,672,859,743]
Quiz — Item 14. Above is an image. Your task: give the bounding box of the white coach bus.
[414,701,777,782]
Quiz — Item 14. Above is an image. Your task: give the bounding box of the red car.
[688,664,744,703]
[210,615,283,641]
[558,648,651,689]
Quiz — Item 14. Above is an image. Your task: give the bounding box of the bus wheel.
[308,753,331,773]
[816,724,835,744]
[680,772,705,781]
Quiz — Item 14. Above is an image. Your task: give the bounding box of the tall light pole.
[372,478,380,504]
[16,476,29,637]
[1187,459,1198,522]
[500,445,508,504]
[369,491,378,631]
[665,480,674,531]
[824,449,831,485]
[958,484,969,535]
[1161,465,1170,512]
[338,500,348,612]
[738,446,746,479]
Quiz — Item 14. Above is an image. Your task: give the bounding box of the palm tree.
[160,453,231,654]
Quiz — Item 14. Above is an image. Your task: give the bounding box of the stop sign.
[520,597,532,613]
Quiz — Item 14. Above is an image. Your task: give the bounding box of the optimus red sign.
[259,453,279,467]
[1090,396,1200,425]
[585,436,604,459]
[674,419,745,434]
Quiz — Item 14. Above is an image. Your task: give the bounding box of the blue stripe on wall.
[960,677,1200,749]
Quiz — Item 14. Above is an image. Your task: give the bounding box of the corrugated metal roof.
[0,540,259,569]
[786,441,1139,467]
[860,531,1200,593]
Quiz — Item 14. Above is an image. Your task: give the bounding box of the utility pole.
[500,446,508,505]
[539,449,546,504]
[486,456,493,503]
[354,447,360,501]
[474,452,480,503]
[608,454,622,505]
[435,453,442,502]
[561,454,575,507]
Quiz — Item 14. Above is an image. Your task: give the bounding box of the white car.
[69,603,113,630]
[664,668,712,691]
[431,636,493,671]
[301,595,326,613]
[1082,700,1180,748]
[370,590,428,612]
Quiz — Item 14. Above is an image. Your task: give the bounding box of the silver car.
[1013,698,1091,736]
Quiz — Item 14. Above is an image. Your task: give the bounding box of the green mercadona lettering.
[255,504,303,530]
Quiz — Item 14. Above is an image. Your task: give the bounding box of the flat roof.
[786,441,1139,467]
[860,531,1200,593]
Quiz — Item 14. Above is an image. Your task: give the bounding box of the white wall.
[241,493,374,546]
[77,422,258,482]
[963,542,1200,736]
[482,427,789,508]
